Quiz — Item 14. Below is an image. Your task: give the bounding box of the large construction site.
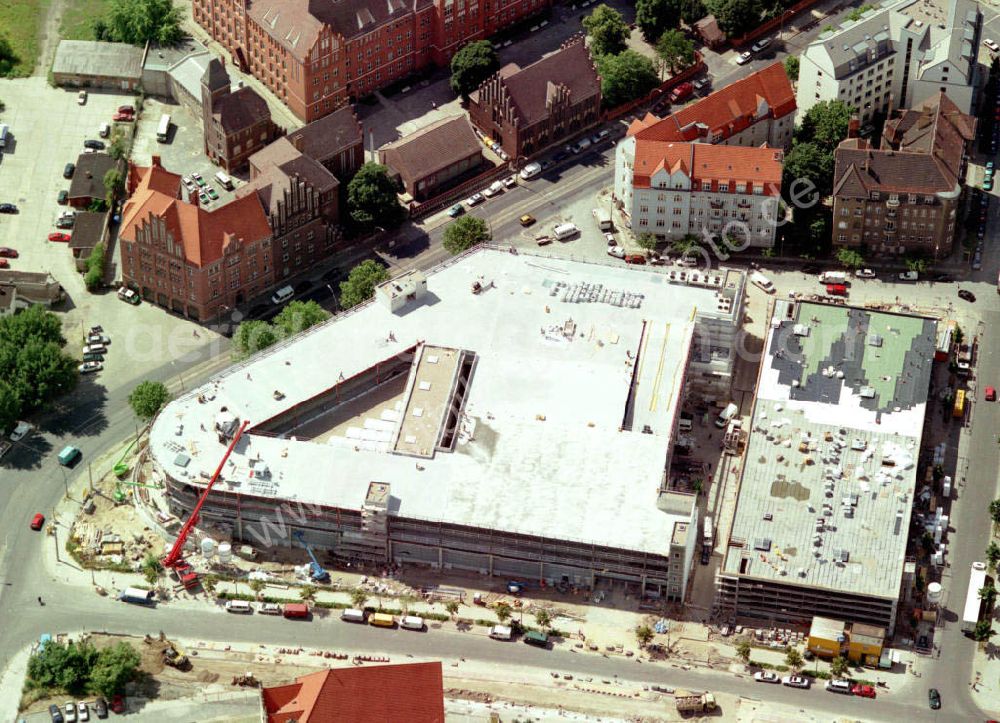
[145,248,747,601]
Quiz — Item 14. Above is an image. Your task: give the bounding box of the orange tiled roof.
[628,63,795,144]
[632,141,783,194]
[120,163,271,267]
[262,662,445,723]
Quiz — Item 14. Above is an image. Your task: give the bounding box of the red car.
[851,684,876,698]
[48,232,71,242]
[117,105,135,115]
[826,283,848,296]
[0,247,18,258]
[986,386,997,402]
[30,513,44,531]
[624,254,647,265]
[0,260,8,269]
[110,695,125,713]
[669,82,694,103]
[113,112,134,122]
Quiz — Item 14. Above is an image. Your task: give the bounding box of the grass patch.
[59,0,110,40]
[0,0,50,77]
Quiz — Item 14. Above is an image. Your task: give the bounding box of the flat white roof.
[723,300,937,598]
[152,249,739,554]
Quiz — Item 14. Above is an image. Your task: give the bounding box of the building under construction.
[149,248,746,600]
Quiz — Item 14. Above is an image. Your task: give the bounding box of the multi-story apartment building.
[191,0,552,123]
[631,63,796,151]
[201,58,284,173]
[614,141,784,248]
[797,0,981,123]
[119,157,273,321]
[831,91,975,259]
[467,38,601,159]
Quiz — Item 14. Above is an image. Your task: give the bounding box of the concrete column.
[489,554,494,576]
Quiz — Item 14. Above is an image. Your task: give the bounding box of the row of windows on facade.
[839,232,940,243]
[649,180,769,194]
[312,57,415,98]
[638,206,768,218]
[841,204,939,216]
[637,217,771,234]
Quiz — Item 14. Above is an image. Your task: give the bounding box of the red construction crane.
[163,419,249,588]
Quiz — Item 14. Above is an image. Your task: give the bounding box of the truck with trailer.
[962,561,989,634]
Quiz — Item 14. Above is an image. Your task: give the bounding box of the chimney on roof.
[151,155,162,168]
[848,115,861,139]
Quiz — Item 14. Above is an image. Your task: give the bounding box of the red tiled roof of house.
[120,163,271,267]
[632,141,783,193]
[628,63,795,144]
[262,662,445,723]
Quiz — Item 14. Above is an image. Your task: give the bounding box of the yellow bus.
[953,389,966,419]
[368,613,396,628]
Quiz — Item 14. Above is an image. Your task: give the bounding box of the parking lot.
[0,77,221,385]
[131,96,242,207]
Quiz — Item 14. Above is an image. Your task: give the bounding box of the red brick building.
[119,157,273,321]
[202,58,284,173]
[191,0,552,122]
[467,38,601,159]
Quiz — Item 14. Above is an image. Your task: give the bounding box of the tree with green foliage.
[976,619,995,642]
[350,588,369,609]
[443,215,491,255]
[845,3,875,22]
[26,640,97,693]
[248,579,265,598]
[339,260,391,309]
[109,136,128,161]
[735,639,752,664]
[830,655,850,678]
[450,40,499,97]
[141,553,163,584]
[987,541,1000,571]
[299,584,317,602]
[784,55,799,83]
[980,584,997,610]
[596,50,660,107]
[89,642,142,698]
[783,142,836,197]
[446,600,460,618]
[655,30,696,76]
[796,100,852,152]
[273,300,330,337]
[233,319,279,358]
[635,624,654,648]
[784,647,804,672]
[0,307,77,420]
[989,499,1000,527]
[905,256,928,274]
[707,0,763,37]
[128,380,171,421]
[534,608,552,630]
[636,231,659,253]
[495,602,513,624]
[84,242,106,291]
[635,0,674,43]
[582,5,630,57]
[103,0,183,46]
[669,233,701,256]
[836,248,865,269]
[346,163,403,228]
[0,35,17,78]
[103,168,125,206]
[0,381,18,435]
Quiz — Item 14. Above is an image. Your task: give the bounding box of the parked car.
[83,139,105,150]
[465,193,484,207]
[736,51,753,65]
[82,343,106,355]
[985,38,1000,52]
[0,247,18,258]
[117,287,140,305]
[182,176,195,190]
[447,203,464,218]
[0,203,17,214]
[77,90,87,105]
[782,675,810,688]
[669,82,694,103]
[87,333,110,344]
[898,270,919,281]
[754,671,780,683]
[751,37,773,53]
[49,704,64,723]
[986,386,996,402]
[604,232,616,246]
[973,250,983,270]
[109,696,125,714]
[82,352,103,363]
[30,513,45,531]
[64,162,75,178]
[692,77,711,93]
[700,546,711,564]
[112,111,133,122]
[199,191,210,205]
[57,190,69,205]
[48,232,71,242]
[207,187,219,200]
[63,699,77,720]
[825,679,853,694]
[958,289,976,302]
[0,259,8,269]
[519,214,536,226]
[77,702,89,722]
[503,175,517,188]
[483,180,504,198]
[93,697,108,719]
[520,162,542,180]
[10,421,32,442]
[607,246,625,258]
[854,268,876,278]
[624,254,646,265]
[117,104,135,115]
[928,687,941,709]
[851,684,876,698]
[192,172,206,187]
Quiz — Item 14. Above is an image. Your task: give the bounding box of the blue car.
[447,204,464,218]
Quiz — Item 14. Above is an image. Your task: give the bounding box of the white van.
[489,624,513,640]
[0,124,9,149]
[225,599,253,614]
[750,271,775,294]
[341,608,367,623]
[215,171,234,189]
[400,615,425,630]
[593,208,612,231]
[572,137,592,154]
[678,412,693,433]
[520,162,542,180]
[819,270,847,284]
[271,285,293,305]
[553,223,579,240]
[715,402,738,429]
